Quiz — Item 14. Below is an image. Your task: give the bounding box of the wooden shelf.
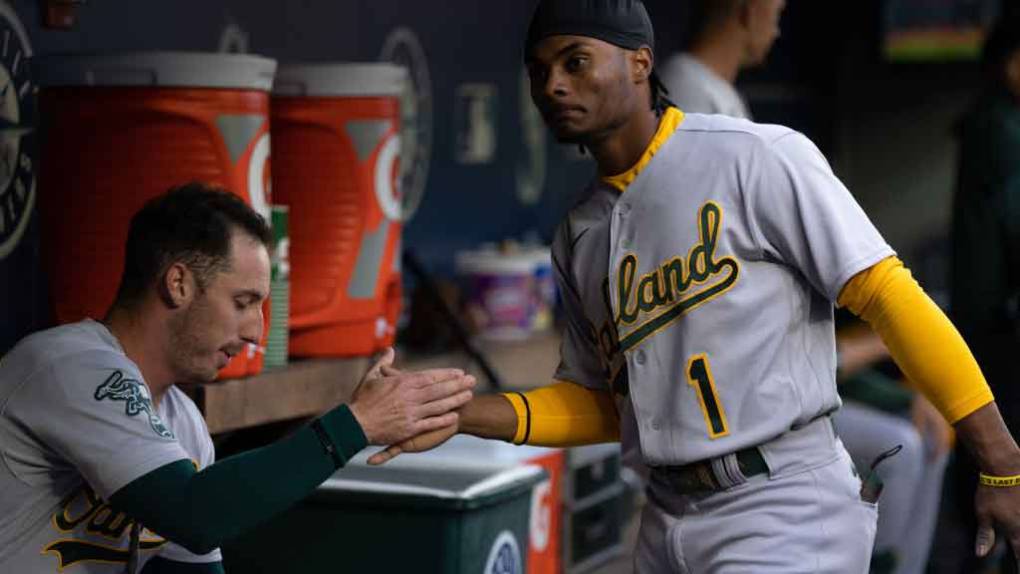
[190,357,369,435]
[396,331,562,392]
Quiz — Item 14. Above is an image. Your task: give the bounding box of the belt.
[653,446,769,495]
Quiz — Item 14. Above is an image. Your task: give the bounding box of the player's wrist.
[345,402,377,445]
[978,449,1020,478]
[971,435,1020,476]
[458,395,517,442]
[955,402,1020,475]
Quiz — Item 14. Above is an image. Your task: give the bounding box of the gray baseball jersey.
[659,53,752,120]
[553,111,894,466]
[0,319,222,572]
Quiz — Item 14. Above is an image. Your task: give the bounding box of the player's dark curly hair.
[649,69,674,116]
[113,182,272,306]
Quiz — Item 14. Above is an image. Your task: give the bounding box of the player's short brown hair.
[687,0,745,47]
[113,182,272,305]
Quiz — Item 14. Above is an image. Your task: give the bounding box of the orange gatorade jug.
[272,63,406,357]
[36,52,276,379]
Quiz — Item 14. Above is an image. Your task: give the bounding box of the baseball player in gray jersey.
[659,0,785,120]
[658,3,950,571]
[0,183,474,573]
[368,0,1020,572]
[0,320,223,571]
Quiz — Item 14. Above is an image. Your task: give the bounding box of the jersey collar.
[601,106,684,193]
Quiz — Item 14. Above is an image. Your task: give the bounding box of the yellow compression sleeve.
[838,256,994,423]
[502,381,620,446]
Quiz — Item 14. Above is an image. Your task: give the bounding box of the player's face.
[169,232,270,383]
[744,0,785,66]
[527,35,637,144]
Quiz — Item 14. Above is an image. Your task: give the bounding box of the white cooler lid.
[456,250,537,276]
[34,51,277,90]
[273,63,408,97]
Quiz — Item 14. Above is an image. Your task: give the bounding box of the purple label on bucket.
[468,273,535,336]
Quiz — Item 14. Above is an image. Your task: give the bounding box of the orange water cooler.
[271,63,406,357]
[36,52,276,378]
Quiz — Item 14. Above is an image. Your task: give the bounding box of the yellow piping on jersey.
[602,106,684,193]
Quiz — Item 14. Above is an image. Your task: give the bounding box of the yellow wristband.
[979,472,1020,487]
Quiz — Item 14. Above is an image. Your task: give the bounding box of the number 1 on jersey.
[686,354,730,439]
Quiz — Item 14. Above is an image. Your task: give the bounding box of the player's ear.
[631,46,653,84]
[159,262,194,309]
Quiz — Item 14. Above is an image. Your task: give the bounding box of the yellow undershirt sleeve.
[837,256,994,423]
[501,381,620,446]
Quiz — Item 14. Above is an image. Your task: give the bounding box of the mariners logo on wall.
[484,531,522,574]
[379,26,431,222]
[0,2,33,261]
[516,66,546,206]
[218,18,250,54]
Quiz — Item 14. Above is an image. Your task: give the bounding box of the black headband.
[525,0,655,59]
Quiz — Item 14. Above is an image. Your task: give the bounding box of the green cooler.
[222,457,546,573]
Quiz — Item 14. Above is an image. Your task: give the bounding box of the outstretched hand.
[367,364,462,464]
[954,403,1020,560]
[348,350,475,446]
[367,423,460,465]
[974,483,1020,559]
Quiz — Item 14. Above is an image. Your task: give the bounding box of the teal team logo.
[94,370,174,439]
[484,531,522,574]
[0,2,33,261]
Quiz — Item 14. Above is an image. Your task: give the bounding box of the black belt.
[653,446,769,495]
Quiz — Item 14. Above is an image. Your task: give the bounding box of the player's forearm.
[458,394,519,441]
[955,402,1020,476]
[842,259,1020,477]
[838,256,994,423]
[498,381,620,446]
[458,382,623,446]
[110,404,366,554]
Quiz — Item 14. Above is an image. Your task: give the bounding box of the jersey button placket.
[617,203,633,249]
